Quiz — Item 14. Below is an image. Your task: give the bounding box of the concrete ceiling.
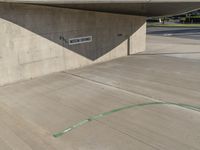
[0,0,200,16]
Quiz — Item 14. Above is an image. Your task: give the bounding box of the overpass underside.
[42,2,200,16]
[0,1,199,85]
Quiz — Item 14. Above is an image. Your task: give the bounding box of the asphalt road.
[147,27,200,40]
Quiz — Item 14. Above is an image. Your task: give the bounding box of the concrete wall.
[0,3,146,86]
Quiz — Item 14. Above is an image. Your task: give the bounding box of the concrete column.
[0,3,146,86]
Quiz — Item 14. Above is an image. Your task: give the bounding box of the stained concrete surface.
[0,34,200,149]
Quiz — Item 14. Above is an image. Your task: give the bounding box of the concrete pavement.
[147,27,200,40]
[0,35,200,149]
[146,34,200,59]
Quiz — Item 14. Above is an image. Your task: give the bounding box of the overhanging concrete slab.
[0,0,200,16]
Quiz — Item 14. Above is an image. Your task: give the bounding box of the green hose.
[53,101,200,138]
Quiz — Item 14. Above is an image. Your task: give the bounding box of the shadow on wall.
[0,3,145,61]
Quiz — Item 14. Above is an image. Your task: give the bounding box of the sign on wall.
[69,36,93,45]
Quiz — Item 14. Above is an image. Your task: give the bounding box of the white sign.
[69,36,92,45]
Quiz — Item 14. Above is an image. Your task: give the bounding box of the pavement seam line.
[66,72,160,102]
